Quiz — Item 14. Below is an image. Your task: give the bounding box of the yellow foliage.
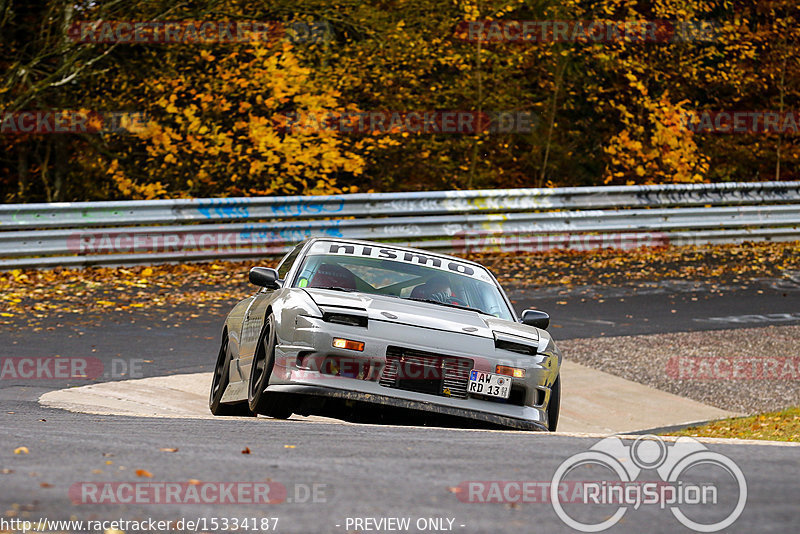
[128,42,370,197]
[603,94,709,185]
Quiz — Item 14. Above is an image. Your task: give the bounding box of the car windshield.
[291,242,514,321]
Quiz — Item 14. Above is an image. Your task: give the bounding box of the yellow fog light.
[496,365,525,378]
[332,338,365,352]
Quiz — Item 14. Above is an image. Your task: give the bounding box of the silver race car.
[209,238,561,431]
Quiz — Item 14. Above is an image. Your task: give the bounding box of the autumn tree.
[2,0,799,202]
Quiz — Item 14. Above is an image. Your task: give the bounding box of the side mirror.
[249,267,281,289]
[521,309,550,330]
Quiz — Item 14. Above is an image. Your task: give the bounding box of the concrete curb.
[40,360,743,436]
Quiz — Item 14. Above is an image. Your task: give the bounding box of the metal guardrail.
[1,181,799,269]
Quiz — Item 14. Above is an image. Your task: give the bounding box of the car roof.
[299,237,486,269]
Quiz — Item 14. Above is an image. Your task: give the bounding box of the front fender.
[269,288,324,344]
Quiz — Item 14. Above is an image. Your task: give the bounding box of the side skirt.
[221,379,248,403]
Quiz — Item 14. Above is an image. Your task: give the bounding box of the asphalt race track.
[2,278,799,533]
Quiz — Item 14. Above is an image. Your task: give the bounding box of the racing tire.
[248,314,293,419]
[547,374,561,432]
[209,331,254,416]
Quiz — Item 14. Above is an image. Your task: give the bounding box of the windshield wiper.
[405,297,489,316]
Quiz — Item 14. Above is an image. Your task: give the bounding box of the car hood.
[304,288,541,343]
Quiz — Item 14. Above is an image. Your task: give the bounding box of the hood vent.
[494,332,538,355]
[321,309,368,327]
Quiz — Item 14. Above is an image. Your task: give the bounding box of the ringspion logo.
[550,435,746,532]
[453,435,746,532]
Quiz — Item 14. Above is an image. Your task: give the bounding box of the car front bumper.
[268,383,548,431]
[266,314,560,430]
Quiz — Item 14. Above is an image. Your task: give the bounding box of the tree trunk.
[776,54,787,181]
[468,21,483,190]
[538,57,567,188]
[38,139,53,202]
[17,143,29,200]
[53,135,67,201]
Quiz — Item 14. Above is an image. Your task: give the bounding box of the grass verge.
[669,406,800,442]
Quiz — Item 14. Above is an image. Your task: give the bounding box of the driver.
[426,275,455,304]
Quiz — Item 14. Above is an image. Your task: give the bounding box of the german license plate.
[468,370,511,399]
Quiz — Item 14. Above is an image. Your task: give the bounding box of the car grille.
[379,346,474,399]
